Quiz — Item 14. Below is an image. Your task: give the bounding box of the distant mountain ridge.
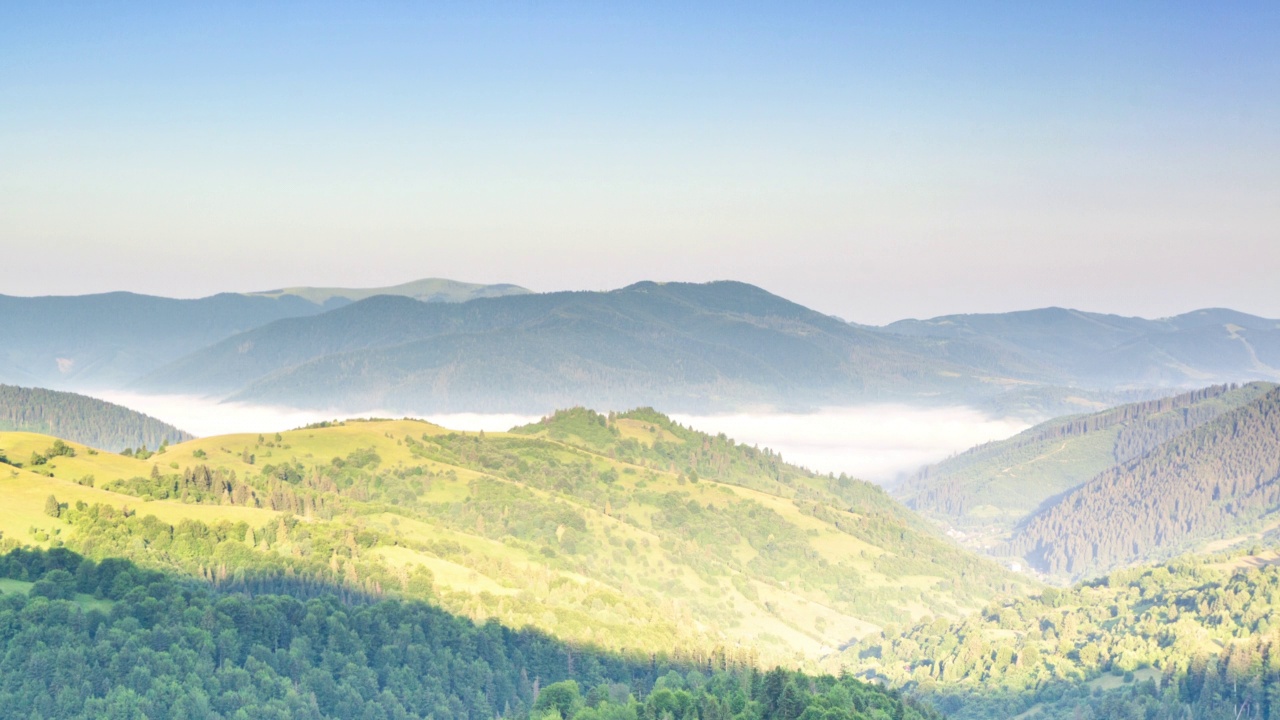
[0,278,530,390]
[245,277,531,306]
[136,283,1280,415]
[883,306,1280,388]
[0,291,329,388]
[4,279,1278,415]
[134,281,1008,413]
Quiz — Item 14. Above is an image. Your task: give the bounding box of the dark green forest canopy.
[0,547,937,720]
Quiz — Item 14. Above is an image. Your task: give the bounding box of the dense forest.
[842,548,1280,719]
[0,547,936,720]
[896,383,1273,531]
[0,385,193,451]
[1010,386,1280,578]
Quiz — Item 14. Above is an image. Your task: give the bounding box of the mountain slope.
[1009,386,1280,578]
[0,384,192,451]
[136,281,1021,413]
[895,382,1275,537]
[0,408,1029,663]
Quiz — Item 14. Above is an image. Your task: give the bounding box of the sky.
[2,2,1278,324]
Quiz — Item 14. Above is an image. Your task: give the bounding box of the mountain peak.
[245,278,532,306]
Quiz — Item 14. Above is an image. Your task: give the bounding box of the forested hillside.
[896,383,1273,538]
[0,548,935,720]
[0,409,1028,665]
[0,385,192,451]
[1010,386,1280,578]
[842,547,1280,719]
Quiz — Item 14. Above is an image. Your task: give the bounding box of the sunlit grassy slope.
[0,408,1030,664]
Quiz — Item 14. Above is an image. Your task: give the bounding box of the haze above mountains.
[3,279,1278,419]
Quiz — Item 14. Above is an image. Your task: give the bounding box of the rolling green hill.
[895,383,1275,543]
[1008,386,1280,579]
[0,548,936,720]
[841,546,1280,719]
[0,408,1029,666]
[0,384,192,451]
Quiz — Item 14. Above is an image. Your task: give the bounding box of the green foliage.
[844,549,1280,719]
[0,547,935,720]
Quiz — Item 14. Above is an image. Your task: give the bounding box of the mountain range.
[0,278,528,390]
[5,279,1278,416]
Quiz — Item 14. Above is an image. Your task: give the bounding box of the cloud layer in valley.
[90,392,1030,483]
[671,407,1030,484]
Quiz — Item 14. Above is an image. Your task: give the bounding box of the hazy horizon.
[5,276,1279,328]
[4,3,1278,325]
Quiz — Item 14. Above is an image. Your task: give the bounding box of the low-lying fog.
[91,392,1032,484]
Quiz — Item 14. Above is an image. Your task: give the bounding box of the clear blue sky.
[3,1,1277,323]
